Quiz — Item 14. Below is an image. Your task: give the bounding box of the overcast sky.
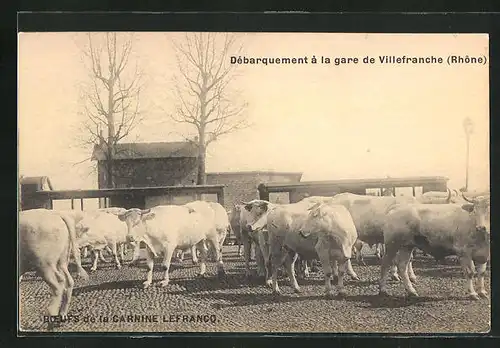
[18,32,489,193]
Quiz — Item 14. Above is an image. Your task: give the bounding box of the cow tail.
[60,213,89,281]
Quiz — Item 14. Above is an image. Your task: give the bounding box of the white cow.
[380,193,490,300]
[75,210,129,271]
[19,209,89,330]
[243,198,360,286]
[323,193,419,282]
[264,201,358,297]
[118,201,229,289]
[73,208,139,270]
[185,201,229,266]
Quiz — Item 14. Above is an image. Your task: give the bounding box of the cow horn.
[461,192,475,203]
[241,201,251,206]
[140,208,151,214]
[307,202,322,211]
[445,188,452,203]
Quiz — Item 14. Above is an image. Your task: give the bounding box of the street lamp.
[462,117,474,192]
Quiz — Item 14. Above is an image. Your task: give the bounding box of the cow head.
[242,200,271,232]
[461,193,490,234]
[118,208,153,243]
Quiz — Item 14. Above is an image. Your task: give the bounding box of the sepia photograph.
[18,31,490,334]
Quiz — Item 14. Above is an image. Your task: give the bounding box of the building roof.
[19,176,53,190]
[207,171,303,179]
[259,176,449,193]
[33,184,225,199]
[91,141,199,161]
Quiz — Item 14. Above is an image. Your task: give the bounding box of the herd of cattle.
[19,188,490,331]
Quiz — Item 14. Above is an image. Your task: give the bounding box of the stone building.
[92,141,199,189]
[91,141,303,210]
[206,171,303,210]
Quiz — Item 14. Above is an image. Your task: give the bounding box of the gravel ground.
[18,245,491,333]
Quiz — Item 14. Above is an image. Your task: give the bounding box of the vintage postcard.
[18,31,490,334]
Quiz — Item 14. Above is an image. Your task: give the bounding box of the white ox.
[19,209,89,330]
[261,201,358,297]
[320,193,420,282]
[236,201,269,279]
[243,198,360,285]
[75,208,138,271]
[117,201,229,288]
[379,193,490,300]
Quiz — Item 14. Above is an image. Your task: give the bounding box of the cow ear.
[461,204,474,213]
[80,226,89,233]
[187,207,195,213]
[142,212,156,221]
[118,213,127,221]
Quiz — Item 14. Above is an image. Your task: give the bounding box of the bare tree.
[169,33,249,185]
[76,32,143,188]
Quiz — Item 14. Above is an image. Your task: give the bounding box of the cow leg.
[315,244,335,298]
[379,242,400,296]
[58,258,75,319]
[389,263,401,282]
[110,243,121,269]
[90,250,99,272]
[257,233,271,285]
[208,237,226,277]
[283,252,300,293]
[254,246,266,278]
[250,243,256,261]
[243,236,253,278]
[459,257,479,300]
[335,258,348,298]
[238,242,243,257]
[408,252,417,283]
[172,249,181,262]
[378,243,386,258]
[142,249,155,289]
[98,249,108,263]
[303,261,310,278]
[197,240,209,277]
[129,242,141,265]
[270,243,288,294]
[375,244,382,259]
[82,247,88,259]
[158,244,175,287]
[396,247,418,297]
[40,266,65,320]
[311,259,321,272]
[345,259,360,281]
[476,262,488,299]
[104,245,113,255]
[190,245,199,265]
[119,244,125,262]
[355,246,366,266]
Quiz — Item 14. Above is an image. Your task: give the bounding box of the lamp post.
[462,117,474,192]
